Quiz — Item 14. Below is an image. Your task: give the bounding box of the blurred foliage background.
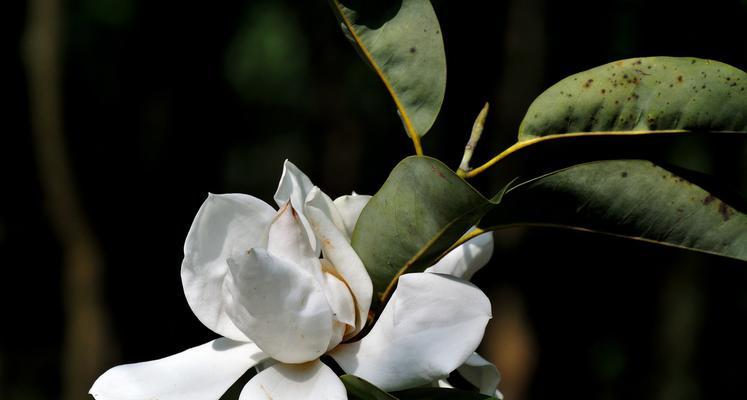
[4,0,747,399]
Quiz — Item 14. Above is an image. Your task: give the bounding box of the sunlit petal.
[305,186,348,236]
[90,338,266,400]
[223,248,333,364]
[181,193,275,341]
[333,193,371,239]
[239,360,346,400]
[307,190,372,336]
[273,160,320,253]
[330,273,491,391]
[426,231,494,280]
[267,202,319,275]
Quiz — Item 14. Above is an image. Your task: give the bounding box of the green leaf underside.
[519,57,747,140]
[485,130,747,192]
[351,156,496,300]
[330,0,446,137]
[341,375,496,400]
[483,160,747,262]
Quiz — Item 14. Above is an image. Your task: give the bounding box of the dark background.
[4,0,747,399]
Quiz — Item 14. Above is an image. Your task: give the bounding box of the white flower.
[425,230,504,399]
[89,161,496,400]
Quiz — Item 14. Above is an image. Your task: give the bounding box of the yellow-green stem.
[464,129,689,178]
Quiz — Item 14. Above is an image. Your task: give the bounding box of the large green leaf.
[520,57,747,139]
[351,156,497,302]
[482,160,747,262]
[330,0,446,139]
[467,57,747,264]
[393,388,497,400]
[341,375,498,400]
[466,57,747,183]
[341,375,398,400]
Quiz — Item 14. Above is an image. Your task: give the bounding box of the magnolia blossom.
[90,161,500,400]
[425,231,504,399]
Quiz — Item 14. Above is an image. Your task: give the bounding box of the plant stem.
[464,129,689,179]
[457,102,489,177]
[411,129,424,156]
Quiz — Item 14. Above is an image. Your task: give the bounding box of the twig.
[457,102,489,177]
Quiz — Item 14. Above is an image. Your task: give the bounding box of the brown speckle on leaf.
[430,163,446,180]
[583,79,594,88]
[718,202,735,221]
[703,194,716,205]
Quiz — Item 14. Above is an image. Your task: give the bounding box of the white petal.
[425,231,494,280]
[223,248,333,364]
[181,193,276,341]
[239,360,346,400]
[90,338,266,400]
[267,202,318,274]
[274,160,315,211]
[330,273,491,391]
[273,160,320,253]
[305,186,348,237]
[321,263,356,330]
[333,193,371,239]
[458,352,502,397]
[306,191,372,337]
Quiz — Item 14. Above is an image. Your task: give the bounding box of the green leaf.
[466,58,747,182]
[471,57,747,264]
[393,387,497,400]
[520,57,747,140]
[483,160,747,262]
[341,375,497,400]
[351,156,497,302]
[330,0,446,138]
[341,375,399,400]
